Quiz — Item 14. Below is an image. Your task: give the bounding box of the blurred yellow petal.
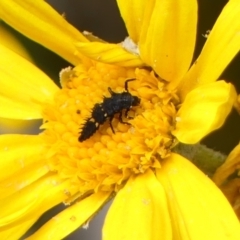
[0,177,71,239]
[0,173,63,226]
[0,0,88,65]
[117,0,197,82]
[235,94,240,114]
[0,161,49,199]
[103,170,172,240]
[173,81,237,144]
[0,21,33,62]
[0,214,39,240]
[157,153,240,240]
[0,44,59,119]
[27,192,110,240]
[0,134,44,183]
[76,42,144,67]
[213,143,240,186]
[179,0,240,98]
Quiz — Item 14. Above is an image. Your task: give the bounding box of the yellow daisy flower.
[0,0,240,239]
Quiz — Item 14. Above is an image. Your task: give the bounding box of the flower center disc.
[42,62,179,194]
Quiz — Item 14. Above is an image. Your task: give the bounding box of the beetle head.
[132,96,141,106]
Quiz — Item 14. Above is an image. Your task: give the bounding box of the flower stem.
[173,143,226,177]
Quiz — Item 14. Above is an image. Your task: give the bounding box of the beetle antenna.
[124,78,136,92]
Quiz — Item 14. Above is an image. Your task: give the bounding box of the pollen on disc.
[106,140,118,150]
[53,123,66,134]
[93,142,105,152]
[121,133,131,142]
[117,142,129,153]
[87,148,97,157]
[66,121,79,133]
[100,135,112,146]
[111,132,122,143]
[61,132,73,142]
[117,123,129,132]
[67,147,79,158]
[78,148,88,158]
[61,114,72,124]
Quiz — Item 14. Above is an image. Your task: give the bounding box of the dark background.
[4,0,239,239]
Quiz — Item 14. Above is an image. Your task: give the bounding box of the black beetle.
[79,79,140,142]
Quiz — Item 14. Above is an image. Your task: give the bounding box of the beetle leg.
[109,115,115,134]
[108,87,114,96]
[119,111,131,125]
[125,108,133,119]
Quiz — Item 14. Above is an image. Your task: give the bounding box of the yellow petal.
[213,143,240,186]
[0,177,71,239]
[117,0,197,82]
[0,173,64,226]
[103,170,172,240]
[0,160,49,199]
[179,0,240,98]
[0,214,39,240]
[0,135,44,183]
[76,42,144,67]
[0,44,59,119]
[0,0,88,65]
[0,21,33,62]
[173,81,237,144]
[27,192,111,240]
[116,0,150,43]
[157,153,240,240]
